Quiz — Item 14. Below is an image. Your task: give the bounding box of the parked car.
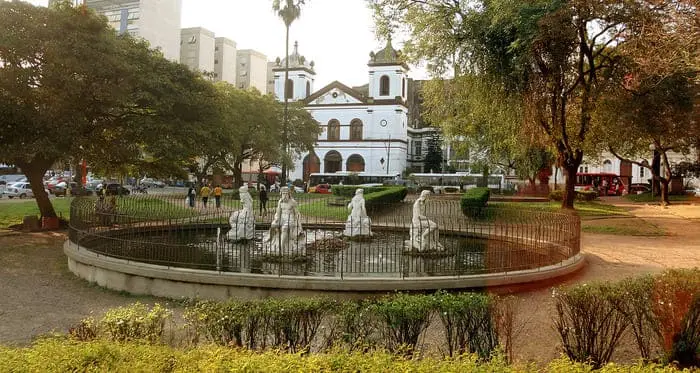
[103,183,130,196]
[140,178,166,188]
[628,183,651,194]
[309,184,332,194]
[3,182,35,199]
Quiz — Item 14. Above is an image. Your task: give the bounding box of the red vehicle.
[575,173,625,196]
[309,183,332,194]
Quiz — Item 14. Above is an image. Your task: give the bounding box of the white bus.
[308,172,400,187]
[409,173,505,193]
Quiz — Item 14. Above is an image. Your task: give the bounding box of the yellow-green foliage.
[0,339,691,372]
[99,303,171,343]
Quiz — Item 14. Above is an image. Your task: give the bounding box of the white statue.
[226,185,255,241]
[406,190,443,251]
[343,189,372,237]
[263,187,305,254]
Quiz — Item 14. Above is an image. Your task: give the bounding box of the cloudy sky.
[25,0,427,88]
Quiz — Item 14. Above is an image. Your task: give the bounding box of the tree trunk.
[22,162,56,218]
[233,160,243,188]
[660,179,670,206]
[562,163,579,209]
[281,25,290,185]
[651,150,661,196]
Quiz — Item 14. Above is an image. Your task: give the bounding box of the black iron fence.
[68,193,580,278]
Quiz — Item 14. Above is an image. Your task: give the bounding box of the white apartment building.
[180,27,216,75]
[214,37,237,84]
[237,49,269,93]
[84,0,182,62]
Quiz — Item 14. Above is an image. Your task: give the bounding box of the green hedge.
[364,187,408,208]
[461,187,490,218]
[0,340,685,372]
[331,185,392,197]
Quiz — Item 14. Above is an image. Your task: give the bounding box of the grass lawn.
[115,197,198,220]
[0,198,73,228]
[624,192,694,203]
[490,201,630,218]
[297,199,348,220]
[581,218,665,236]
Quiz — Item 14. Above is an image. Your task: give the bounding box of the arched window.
[346,154,365,172]
[402,78,406,97]
[306,81,311,97]
[603,159,612,173]
[303,153,321,181]
[349,119,363,141]
[327,119,340,141]
[285,79,294,99]
[324,151,342,173]
[379,75,390,96]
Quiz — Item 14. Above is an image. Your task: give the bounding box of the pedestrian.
[186,185,196,208]
[200,184,211,208]
[214,184,223,208]
[259,184,268,215]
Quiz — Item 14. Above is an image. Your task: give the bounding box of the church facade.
[273,40,430,182]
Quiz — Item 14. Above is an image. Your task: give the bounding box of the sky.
[25,0,427,88]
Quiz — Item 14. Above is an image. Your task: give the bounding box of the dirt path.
[0,201,698,363]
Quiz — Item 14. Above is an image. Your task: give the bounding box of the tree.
[0,2,218,220]
[371,0,674,209]
[423,133,443,173]
[596,0,700,205]
[272,0,307,184]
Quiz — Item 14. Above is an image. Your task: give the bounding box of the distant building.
[180,27,216,75]
[81,0,182,62]
[237,49,268,93]
[214,37,237,84]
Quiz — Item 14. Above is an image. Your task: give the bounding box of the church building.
[273,40,423,182]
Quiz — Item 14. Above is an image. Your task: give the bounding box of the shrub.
[184,300,246,347]
[364,187,408,208]
[443,186,460,194]
[322,300,380,351]
[461,188,490,218]
[100,303,172,344]
[576,190,599,202]
[69,317,98,342]
[417,185,434,194]
[266,297,334,352]
[553,283,629,368]
[549,190,564,201]
[331,185,391,197]
[651,269,700,367]
[433,291,499,359]
[372,293,434,355]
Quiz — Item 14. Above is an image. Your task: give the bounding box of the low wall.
[65,240,585,300]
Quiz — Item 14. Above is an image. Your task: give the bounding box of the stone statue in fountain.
[263,186,305,255]
[406,190,443,252]
[226,185,256,241]
[343,188,372,237]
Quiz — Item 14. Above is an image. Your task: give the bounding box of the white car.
[3,182,35,199]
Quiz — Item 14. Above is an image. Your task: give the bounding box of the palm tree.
[272,0,305,184]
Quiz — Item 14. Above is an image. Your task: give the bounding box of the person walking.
[200,184,211,208]
[213,184,223,209]
[186,185,196,208]
[259,184,269,216]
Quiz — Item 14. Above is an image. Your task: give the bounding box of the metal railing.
[68,193,580,279]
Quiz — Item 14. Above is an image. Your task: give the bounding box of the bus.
[409,173,505,194]
[575,172,625,196]
[308,172,400,187]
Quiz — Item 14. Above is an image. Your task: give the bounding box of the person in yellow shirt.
[200,184,211,208]
[213,185,223,208]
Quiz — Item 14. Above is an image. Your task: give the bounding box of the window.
[214,59,219,64]
[327,119,340,141]
[402,78,406,97]
[215,46,219,51]
[579,167,584,173]
[640,167,645,178]
[350,119,363,141]
[285,79,294,99]
[306,81,311,97]
[379,75,390,96]
[414,141,422,156]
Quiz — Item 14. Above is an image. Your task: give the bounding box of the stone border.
[64,240,585,300]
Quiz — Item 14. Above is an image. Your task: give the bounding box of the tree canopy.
[371,0,696,208]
